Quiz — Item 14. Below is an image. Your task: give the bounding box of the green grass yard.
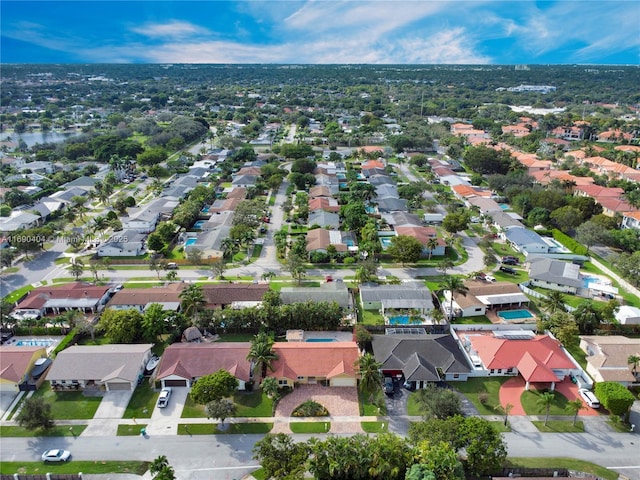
[361,421,388,433]
[505,458,617,480]
[521,389,571,416]
[452,377,510,415]
[233,391,273,417]
[117,424,148,436]
[532,420,584,433]
[177,423,273,435]
[122,378,158,418]
[0,461,149,476]
[0,425,87,437]
[290,421,330,433]
[32,383,102,420]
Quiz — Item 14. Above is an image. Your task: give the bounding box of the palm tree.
[539,291,567,314]
[628,354,640,377]
[179,284,206,325]
[221,237,239,259]
[247,331,279,380]
[566,398,586,426]
[426,237,439,260]
[355,353,383,403]
[261,271,276,283]
[496,402,514,427]
[536,391,555,426]
[88,263,100,282]
[261,377,279,399]
[437,258,454,275]
[439,276,469,321]
[150,455,175,480]
[69,259,84,280]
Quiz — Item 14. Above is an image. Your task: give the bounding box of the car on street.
[383,377,394,396]
[42,449,71,462]
[166,263,179,270]
[157,387,172,408]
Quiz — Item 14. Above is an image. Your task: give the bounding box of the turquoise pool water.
[193,220,205,229]
[185,238,197,246]
[15,339,53,347]
[390,315,411,325]
[306,338,334,342]
[497,309,533,320]
[379,237,393,248]
[201,206,210,213]
[499,204,510,210]
[584,276,601,288]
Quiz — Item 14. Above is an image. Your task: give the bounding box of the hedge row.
[551,229,588,256]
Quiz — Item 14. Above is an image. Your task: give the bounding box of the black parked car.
[499,266,517,275]
[383,377,395,396]
[501,258,518,265]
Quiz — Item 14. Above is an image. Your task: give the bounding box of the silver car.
[42,449,71,462]
[157,387,172,408]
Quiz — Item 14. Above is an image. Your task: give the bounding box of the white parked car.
[42,449,71,462]
[157,387,172,408]
[579,388,600,408]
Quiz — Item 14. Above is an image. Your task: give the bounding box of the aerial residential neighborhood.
[0,62,639,480]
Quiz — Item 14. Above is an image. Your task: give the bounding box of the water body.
[1,131,80,147]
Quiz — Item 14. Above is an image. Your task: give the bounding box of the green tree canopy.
[387,235,423,266]
[16,397,54,431]
[98,308,143,343]
[189,369,239,405]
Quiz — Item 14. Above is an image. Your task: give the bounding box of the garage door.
[107,382,131,391]
[164,379,188,387]
[330,377,356,387]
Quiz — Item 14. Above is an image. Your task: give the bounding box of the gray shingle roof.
[528,257,583,288]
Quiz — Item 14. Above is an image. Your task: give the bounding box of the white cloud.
[130,21,211,39]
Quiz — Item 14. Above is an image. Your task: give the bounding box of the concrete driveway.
[147,386,190,435]
[0,391,19,419]
[81,390,135,437]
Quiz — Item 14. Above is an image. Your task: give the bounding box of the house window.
[297,376,305,380]
[506,368,513,374]
[475,308,482,312]
[497,369,502,374]
[278,379,288,386]
[453,374,459,379]
[60,380,66,384]
[490,369,495,374]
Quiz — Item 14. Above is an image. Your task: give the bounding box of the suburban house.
[31,197,66,220]
[614,305,640,325]
[360,282,434,319]
[47,344,153,391]
[61,176,99,193]
[308,197,341,213]
[201,283,269,310]
[122,198,178,233]
[466,196,502,214]
[423,213,444,225]
[456,328,577,390]
[0,346,48,392]
[107,283,185,312]
[382,212,422,227]
[376,197,409,213]
[232,174,259,188]
[308,210,340,229]
[155,343,253,389]
[270,342,359,388]
[504,228,550,254]
[309,186,334,198]
[97,230,147,257]
[279,282,352,310]
[394,226,446,257]
[488,211,525,234]
[580,335,640,386]
[527,258,583,294]
[0,210,42,233]
[447,280,529,318]
[621,211,640,230]
[372,333,472,387]
[306,229,357,254]
[12,282,111,318]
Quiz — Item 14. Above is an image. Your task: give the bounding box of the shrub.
[343,256,356,265]
[551,229,588,256]
[594,382,636,416]
[292,400,329,417]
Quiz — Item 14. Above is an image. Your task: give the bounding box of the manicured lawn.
[521,389,570,416]
[565,343,588,370]
[452,377,510,415]
[532,420,584,433]
[358,389,386,416]
[233,391,273,417]
[177,423,273,435]
[407,391,423,416]
[452,315,491,325]
[505,458,617,480]
[290,421,330,433]
[489,421,512,432]
[0,425,87,437]
[0,461,149,476]
[493,269,529,284]
[3,284,34,303]
[122,378,158,419]
[32,383,102,420]
[117,424,148,436]
[181,394,206,418]
[361,309,385,325]
[361,421,388,433]
[252,468,267,480]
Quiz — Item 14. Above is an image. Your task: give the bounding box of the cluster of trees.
[98,304,189,344]
[171,185,215,229]
[254,414,506,480]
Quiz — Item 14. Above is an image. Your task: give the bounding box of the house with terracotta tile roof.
[597,129,634,143]
[155,343,253,389]
[464,331,576,390]
[580,335,640,386]
[306,228,357,253]
[270,342,359,388]
[597,196,634,217]
[551,125,585,141]
[447,280,529,318]
[309,185,333,198]
[200,284,269,310]
[308,197,340,213]
[13,282,111,318]
[529,170,595,187]
[451,185,492,200]
[394,226,445,257]
[622,211,640,230]
[0,346,48,392]
[502,124,531,137]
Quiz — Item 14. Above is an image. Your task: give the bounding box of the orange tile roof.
[0,347,45,383]
[395,226,441,246]
[623,211,640,221]
[16,283,110,310]
[361,159,385,169]
[517,351,559,383]
[574,185,624,197]
[271,342,359,381]
[615,145,640,152]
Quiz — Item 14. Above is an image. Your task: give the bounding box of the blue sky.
[1,1,639,64]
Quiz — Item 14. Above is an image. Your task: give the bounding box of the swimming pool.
[379,237,393,248]
[185,238,198,246]
[193,220,205,229]
[499,204,510,210]
[389,315,420,325]
[306,338,334,342]
[497,309,533,321]
[583,276,603,288]
[15,339,54,347]
[201,206,210,213]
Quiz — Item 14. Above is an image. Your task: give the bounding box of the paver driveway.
[274,385,360,417]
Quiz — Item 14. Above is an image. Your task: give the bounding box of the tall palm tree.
[439,276,469,321]
[566,398,586,426]
[179,284,206,325]
[355,353,383,403]
[628,354,640,376]
[426,237,439,260]
[437,258,454,275]
[536,391,555,426]
[247,331,279,380]
[539,291,567,315]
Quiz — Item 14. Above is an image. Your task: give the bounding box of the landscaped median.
[177,422,273,435]
[0,461,149,476]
